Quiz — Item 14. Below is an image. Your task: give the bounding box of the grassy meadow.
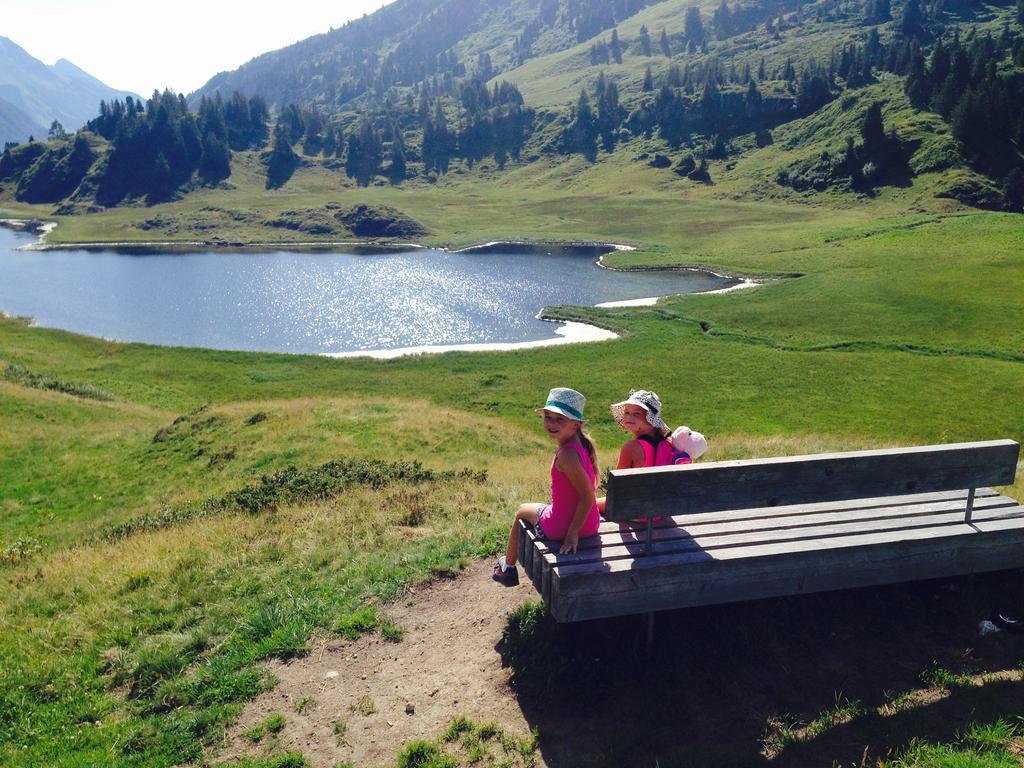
[2,124,1024,767]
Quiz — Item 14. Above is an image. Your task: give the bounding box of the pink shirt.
[538,441,600,540]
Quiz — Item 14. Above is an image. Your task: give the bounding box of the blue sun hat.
[539,387,586,421]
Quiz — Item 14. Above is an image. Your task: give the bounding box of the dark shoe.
[992,611,1024,634]
[492,561,519,586]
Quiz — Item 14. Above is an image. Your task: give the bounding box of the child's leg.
[505,503,544,566]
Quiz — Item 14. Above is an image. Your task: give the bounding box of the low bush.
[2,363,113,401]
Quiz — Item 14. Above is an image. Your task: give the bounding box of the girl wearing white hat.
[493,387,600,586]
[597,389,707,517]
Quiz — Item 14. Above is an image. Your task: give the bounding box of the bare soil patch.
[217,562,1024,768]
[217,558,538,767]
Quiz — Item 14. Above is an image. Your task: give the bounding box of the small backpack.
[637,434,692,467]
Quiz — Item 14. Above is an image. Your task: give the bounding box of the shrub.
[2,363,113,401]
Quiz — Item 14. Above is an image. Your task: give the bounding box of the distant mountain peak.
[0,36,140,146]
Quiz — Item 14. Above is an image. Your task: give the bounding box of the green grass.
[398,716,537,768]
[1,112,1023,767]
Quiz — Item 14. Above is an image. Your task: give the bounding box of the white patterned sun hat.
[539,387,586,421]
[610,389,667,431]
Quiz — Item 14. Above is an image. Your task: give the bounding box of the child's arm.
[617,440,645,469]
[556,449,597,555]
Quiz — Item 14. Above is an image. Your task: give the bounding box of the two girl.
[493,386,704,585]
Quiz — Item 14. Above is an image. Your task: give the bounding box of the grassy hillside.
[1,1,1023,765]
[2,197,1024,766]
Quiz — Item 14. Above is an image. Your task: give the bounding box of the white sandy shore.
[325,321,618,359]
[595,296,660,307]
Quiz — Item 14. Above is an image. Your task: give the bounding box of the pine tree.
[712,1,732,39]
[684,7,705,45]
[904,47,930,107]
[900,0,924,39]
[643,66,654,91]
[199,131,231,183]
[639,25,652,56]
[567,89,598,160]
[387,123,407,184]
[745,79,763,117]
[861,102,886,150]
[597,78,621,152]
[322,126,337,158]
[660,28,671,56]
[611,30,623,64]
[266,120,299,189]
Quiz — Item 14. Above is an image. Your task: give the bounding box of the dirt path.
[217,559,539,767]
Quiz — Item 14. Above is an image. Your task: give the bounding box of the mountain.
[4,0,1023,213]
[0,37,140,146]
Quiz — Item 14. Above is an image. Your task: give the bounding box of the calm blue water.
[0,227,733,354]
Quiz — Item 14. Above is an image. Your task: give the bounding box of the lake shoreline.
[0,218,764,359]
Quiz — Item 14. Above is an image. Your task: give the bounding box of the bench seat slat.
[591,488,1002,536]
[539,492,1019,568]
[549,511,1024,621]
[547,494,1023,574]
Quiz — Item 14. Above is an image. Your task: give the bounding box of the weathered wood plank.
[604,440,1019,522]
[527,528,543,590]
[544,498,1024,575]
[556,500,1024,579]
[549,515,1024,621]
[522,524,537,584]
[590,488,1003,536]
[540,493,1021,569]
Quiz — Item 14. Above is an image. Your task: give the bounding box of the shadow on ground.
[498,569,1024,768]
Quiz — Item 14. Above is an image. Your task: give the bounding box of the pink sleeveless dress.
[537,442,600,540]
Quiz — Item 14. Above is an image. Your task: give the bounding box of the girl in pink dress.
[492,387,599,586]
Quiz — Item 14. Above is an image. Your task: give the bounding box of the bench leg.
[646,611,655,647]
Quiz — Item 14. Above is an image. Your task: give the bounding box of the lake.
[0,226,736,355]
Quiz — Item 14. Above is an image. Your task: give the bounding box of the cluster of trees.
[562,72,624,158]
[84,90,270,203]
[569,0,657,42]
[776,102,911,192]
[0,133,95,204]
[905,28,1024,206]
[264,79,532,188]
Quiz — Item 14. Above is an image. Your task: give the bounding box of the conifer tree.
[660,28,671,56]
[639,25,652,56]
[266,120,299,189]
[861,102,886,150]
[900,0,924,39]
[566,89,598,160]
[387,122,407,184]
[611,29,623,63]
[322,126,338,158]
[684,7,705,45]
[643,66,654,91]
[199,131,231,183]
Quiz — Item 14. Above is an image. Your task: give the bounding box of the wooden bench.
[516,440,1023,623]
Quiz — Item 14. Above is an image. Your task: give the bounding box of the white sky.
[3,0,394,96]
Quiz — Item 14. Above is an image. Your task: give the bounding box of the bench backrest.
[603,439,1020,522]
